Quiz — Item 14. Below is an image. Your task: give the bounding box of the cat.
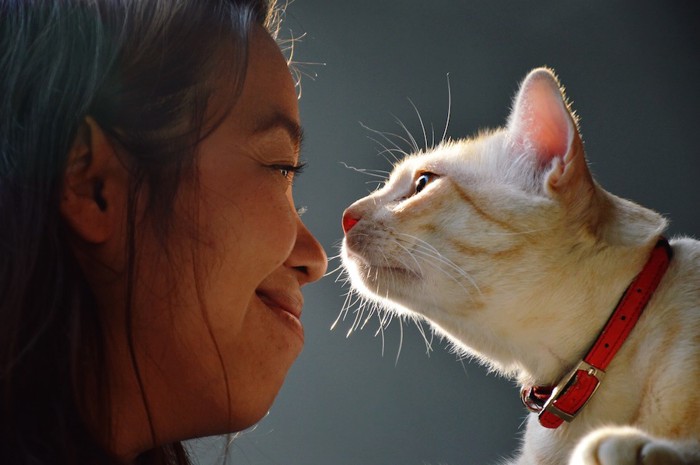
[340,67,700,465]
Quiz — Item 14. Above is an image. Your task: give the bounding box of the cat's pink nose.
[342,210,360,234]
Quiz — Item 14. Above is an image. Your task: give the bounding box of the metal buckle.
[541,360,605,423]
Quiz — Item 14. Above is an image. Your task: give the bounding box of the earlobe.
[60,117,127,244]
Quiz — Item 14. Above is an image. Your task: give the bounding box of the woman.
[0,1,327,464]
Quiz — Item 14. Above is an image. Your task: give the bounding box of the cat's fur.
[340,68,700,465]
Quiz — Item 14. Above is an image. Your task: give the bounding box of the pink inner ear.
[509,70,572,165]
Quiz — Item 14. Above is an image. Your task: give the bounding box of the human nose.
[286,216,327,284]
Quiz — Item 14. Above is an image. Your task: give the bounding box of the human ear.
[60,117,128,244]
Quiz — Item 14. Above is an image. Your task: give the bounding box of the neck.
[447,236,663,387]
[526,238,668,384]
[521,237,672,428]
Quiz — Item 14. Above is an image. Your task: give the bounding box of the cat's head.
[340,68,666,374]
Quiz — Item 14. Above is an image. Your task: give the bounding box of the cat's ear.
[506,67,593,198]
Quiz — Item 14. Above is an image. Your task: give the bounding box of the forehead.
[225,25,299,138]
[393,146,455,176]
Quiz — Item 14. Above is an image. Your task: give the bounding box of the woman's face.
[105,26,327,453]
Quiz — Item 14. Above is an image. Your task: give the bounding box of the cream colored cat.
[340,67,700,465]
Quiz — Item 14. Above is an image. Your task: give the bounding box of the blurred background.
[191,1,699,464]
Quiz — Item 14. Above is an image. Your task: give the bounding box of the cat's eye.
[415,172,437,194]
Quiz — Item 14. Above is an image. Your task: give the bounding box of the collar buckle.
[540,360,605,426]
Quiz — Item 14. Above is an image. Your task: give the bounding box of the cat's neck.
[490,239,662,387]
[438,187,668,387]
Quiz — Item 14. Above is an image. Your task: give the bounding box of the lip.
[256,289,305,341]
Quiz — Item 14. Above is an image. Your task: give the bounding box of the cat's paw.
[569,426,699,465]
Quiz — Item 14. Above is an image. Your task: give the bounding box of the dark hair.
[0,1,279,463]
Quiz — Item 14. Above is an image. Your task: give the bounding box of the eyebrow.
[252,112,304,151]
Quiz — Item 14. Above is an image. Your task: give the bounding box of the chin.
[227,377,288,432]
[346,253,421,294]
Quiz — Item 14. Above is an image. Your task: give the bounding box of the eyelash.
[271,162,307,181]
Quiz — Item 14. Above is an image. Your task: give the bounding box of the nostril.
[342,211,360,234]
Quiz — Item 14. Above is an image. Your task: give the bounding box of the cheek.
[250,187,296,258]
[219,184,297,280]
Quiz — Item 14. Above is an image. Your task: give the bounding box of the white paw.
[569,426,696,465]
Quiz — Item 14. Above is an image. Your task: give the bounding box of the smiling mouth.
[256,291,305,342]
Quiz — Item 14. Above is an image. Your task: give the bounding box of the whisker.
[396,318,404,366]
[360,305,377,330]
[378,306,386,357]
[350,299,368,336]
[400,241,480,295]
[441,73,452,145]
[334,270,351,284]
[339,161,390,179]
[392,239,424,275]
[378,310,394,337]
[365,180,386,191]
[410,248,478,297]
[395,232,442,255]
[367,136,406,164]
[391,231,481,295]
[331,287,356,331]
[391,113,420,153]
[337,230,456,360]
[360,121,417,157]
[408,98,429,152]
[415,319,434,355]
[324,262,346,279]
[360,122,409,156]
[331,289,365,337]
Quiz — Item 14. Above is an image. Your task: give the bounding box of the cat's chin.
[355,263,422,283]
[343,254,422,300]
[344,249,422,278]
[366,264,421,280]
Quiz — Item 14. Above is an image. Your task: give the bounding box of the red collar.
[520,238,673,429]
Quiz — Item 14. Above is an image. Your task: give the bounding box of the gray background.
[191,1,699,464]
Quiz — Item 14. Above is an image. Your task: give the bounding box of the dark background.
[191,2,699,464]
